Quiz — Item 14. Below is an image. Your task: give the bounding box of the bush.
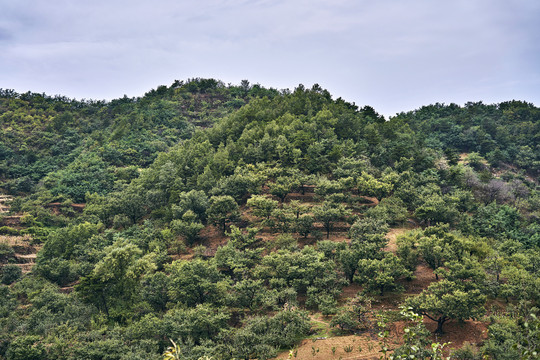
[0,243,15,263]
[112,214,132,229]
[0,226,20,236]
[34,258,78,286]
[6,335,47,360]
[364,196,409,225]
[1,264,22,285]
[450,342,484,359]
[330,295,372,333]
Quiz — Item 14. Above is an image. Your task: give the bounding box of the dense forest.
[0,79,539,360]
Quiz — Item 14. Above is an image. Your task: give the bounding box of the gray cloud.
[0,27,11,41]
[0,0,539,116]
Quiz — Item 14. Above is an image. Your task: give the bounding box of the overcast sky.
[1,0,539,117]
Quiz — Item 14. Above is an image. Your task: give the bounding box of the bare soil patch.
[340,283,363,301]
[402,264,437,294]
[424,319,488,349]
[275,334,383,360]
[275,316,487,360]
[384,224,418,253]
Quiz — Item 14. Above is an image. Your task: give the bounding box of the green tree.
[206,195,240,233]
[314,178,343,197]
[290,170,315,195]
[167,258,228,306]
[1,264,22,285]
[254,247,345,307]
[330,295,372,333]
[356,171,393,200]
[211,171,263,203]
[414,194,458,226]
[247,194,278,220]
[171,210,205,245]
[390,307,433,360]
[173,189,209,221]
[140,271,169,312]
[76,241,156,320]
[270,207,295,233]
[313,202,351,238]
[230,278,266,311]
[164,304,231,344]
[435,257,486,292]
[417,228,463,280]
[214,228,263,279]
[5,335,47,360]
[364,196,409,225]
[284,200,308,219]
[396,231,421,271]
[499,266,540,303]
[348,217,389,240]
[338,235,388,284]
[268,176,298,203]
[46,152,114,203]
[295,214,314,238]
[405,279,486,333]
[355,253,412,295]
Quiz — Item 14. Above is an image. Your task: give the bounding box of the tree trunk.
[435,317,447,334]
[326,222,331,238]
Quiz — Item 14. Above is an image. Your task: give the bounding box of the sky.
[1,0,539,117]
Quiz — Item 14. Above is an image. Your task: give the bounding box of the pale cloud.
[0,0,539,116]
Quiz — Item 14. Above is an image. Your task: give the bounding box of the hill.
[0,80,539,360]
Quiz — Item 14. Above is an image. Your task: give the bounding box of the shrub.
[1,264,22,285]
[0,243,15,264]
[6,335,47,360]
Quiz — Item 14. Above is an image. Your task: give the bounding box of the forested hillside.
[0,79,539,360]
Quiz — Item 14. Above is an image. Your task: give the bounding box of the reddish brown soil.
[275,316,488,359]
[46,202,85,214]
[424,319,488,348]
[286,193,318,202]
[340,283,363,301]
[172,225,230,260]
[200,225,229,249]
[275,335,383,360]
[402,264,437,294]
